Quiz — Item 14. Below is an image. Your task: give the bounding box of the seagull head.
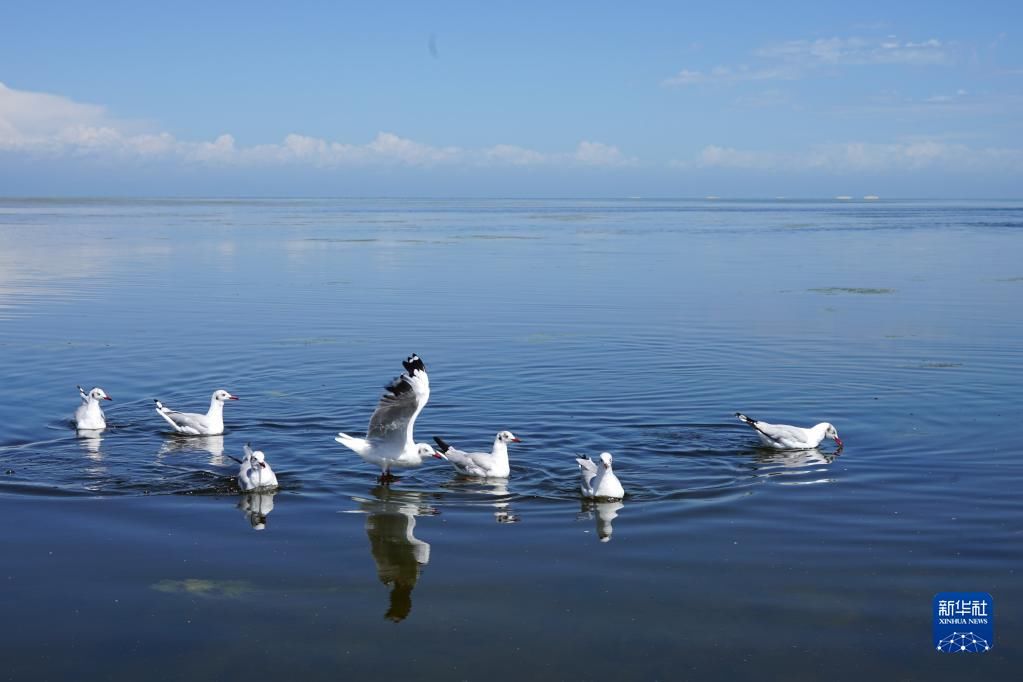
[250,450,268,469]
[825,424,843,449]
[90,387,113,401]
[599,452,614,469]
[416,443,443,460]
[497,430,521,444]
[213,389,239,402]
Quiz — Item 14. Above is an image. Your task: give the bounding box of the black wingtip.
[736,412,755,424]
[433,436,451,453]
[384,375,413,396]
[403,353,426,375]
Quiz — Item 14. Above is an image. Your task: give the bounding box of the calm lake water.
[1,197,1020,679]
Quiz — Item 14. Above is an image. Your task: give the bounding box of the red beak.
[511,437,521,442]
[228,395,239,400]
[834,436,844,449]
[104,396,113,401]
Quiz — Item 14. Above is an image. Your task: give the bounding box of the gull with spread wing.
[335,354,439,483]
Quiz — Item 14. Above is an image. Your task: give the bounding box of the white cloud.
[0,82,631,170]
[755,36,949,66]
[662,64,797,87]
[665,34,952,87]
[673,140,1023,172]
[573,140,635,167]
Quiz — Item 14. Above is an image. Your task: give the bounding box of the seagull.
[238,443,279,492]
[154,389,238,435]
[735,412,843,450]
[433,430,520,478]
[576,452,625,500]
[75,385,112,431]
[335,354,439,483]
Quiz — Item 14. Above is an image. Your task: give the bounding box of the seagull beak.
[834,436,844,449]
[228,395,239,400]
[511,437,521,442]
[104,395,113,401]
[259,462,267,469]
[432,452,445,459]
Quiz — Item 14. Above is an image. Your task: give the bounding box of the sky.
[1,0,1021,197]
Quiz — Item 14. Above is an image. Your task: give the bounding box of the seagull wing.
[367,355,429,448]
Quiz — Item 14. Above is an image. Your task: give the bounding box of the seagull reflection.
[751,448,838,486]
[579,499,625,543]
[482,480,519,524]
[238,491,276,530]
[440,478,519,523]
[157,434,226,466]
[354,486,436,622]
[755,448,836,468]
[76,430,104,460]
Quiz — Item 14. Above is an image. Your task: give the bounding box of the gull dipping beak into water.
[735,412,843,451]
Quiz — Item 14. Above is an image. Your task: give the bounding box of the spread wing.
[367,354,429,447]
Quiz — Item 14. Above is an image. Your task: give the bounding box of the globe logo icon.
[936,632,990,653]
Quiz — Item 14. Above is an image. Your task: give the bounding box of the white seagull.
[576,452,625,500]
[433,430,521,478]
[735,412,843,450]
[75,385,112,431]
[238,443,279,492]
[154,389,238,435]
[335,354,439,483]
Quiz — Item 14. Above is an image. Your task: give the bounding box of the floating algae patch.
[807,287,895,295]
[152,578,254,599]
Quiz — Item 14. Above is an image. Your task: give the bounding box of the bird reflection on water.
[354,486,436,622]
[578,499,625,542]
[157,434,226,466]
[239,491,276,530]
[750,448,839,486]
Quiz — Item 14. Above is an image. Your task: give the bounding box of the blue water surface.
[0,198,1020,679]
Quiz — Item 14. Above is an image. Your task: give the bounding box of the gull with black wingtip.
[238,442,279,492]
[75,385,112,431]
[576,452,625,500]
[335,354,440,483]
[735,412,843,451]
[433,430,521,478]
[153,389,239,436]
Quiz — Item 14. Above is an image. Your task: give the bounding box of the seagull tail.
[154,400,183,432]
[334,432,370,455]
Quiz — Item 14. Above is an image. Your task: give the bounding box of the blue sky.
[1,1,1021,197]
